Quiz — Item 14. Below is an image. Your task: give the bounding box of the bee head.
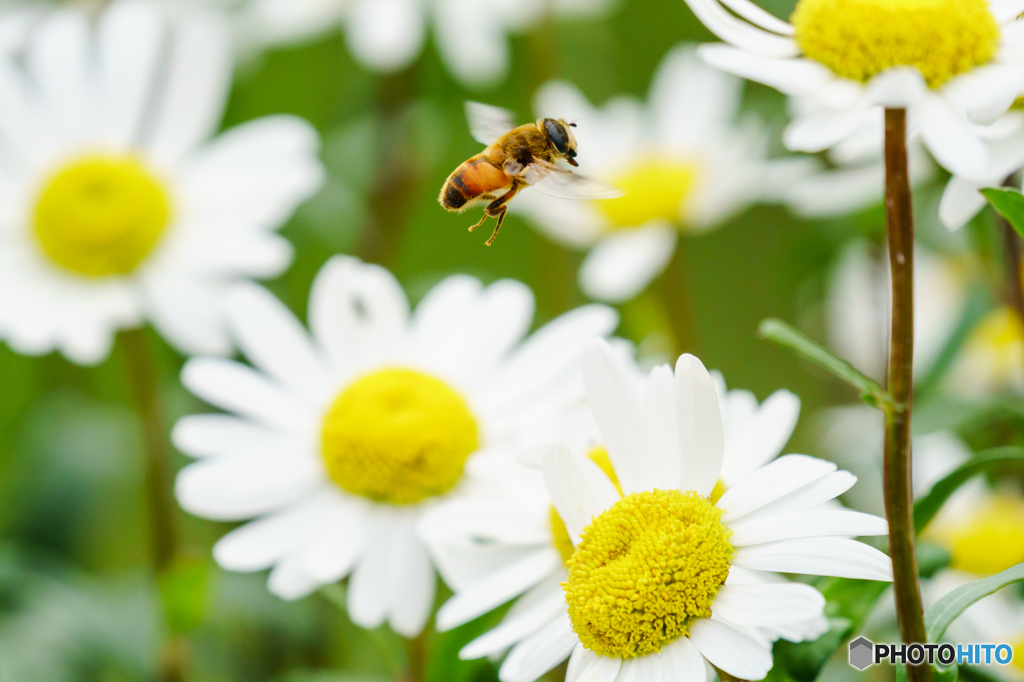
[542,118,579,167]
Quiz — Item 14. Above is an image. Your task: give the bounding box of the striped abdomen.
[439,154,511,213]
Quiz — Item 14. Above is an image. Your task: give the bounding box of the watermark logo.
[848,637,1014,669]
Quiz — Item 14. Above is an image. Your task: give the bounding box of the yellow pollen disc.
[564,489,733,658]
[964,308,1024,376]
[791,0,1001,89]
[550,447,623,564]
[34,155,171,278]
[943,496,1024,576]
[320,368,479,505]
[596,159,698,231]
[1012,637,1024,672]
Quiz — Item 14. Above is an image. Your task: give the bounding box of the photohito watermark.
[848,636,1014,670]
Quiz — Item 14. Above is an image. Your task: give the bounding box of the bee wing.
[466,101,516,146]
[523,160,624,200]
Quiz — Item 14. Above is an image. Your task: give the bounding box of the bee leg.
[485,207,507,246]
[467,212,489,233]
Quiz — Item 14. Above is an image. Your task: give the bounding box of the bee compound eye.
[544,120,569,155]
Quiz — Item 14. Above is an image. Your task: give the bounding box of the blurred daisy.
[950,307,1024,394]
[428,340,890,681]
[172,256,618,636]
[825,241,965,383]
[512,45,812,303]
[420,364,813,681]
[0,0,323,364]
[205,0,613,88]
[685,0,1024,177]
[940,109,1024,230]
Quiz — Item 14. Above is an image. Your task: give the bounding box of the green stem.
[882,108,932,682]
[118,327,185,682]
[998,176,1024,324]
[404,631,428,682]
[656,243,699,355]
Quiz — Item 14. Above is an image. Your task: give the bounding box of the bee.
[439,102,620,246]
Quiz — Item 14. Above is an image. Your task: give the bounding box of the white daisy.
[420,362,813,679]
[684,0,1024,178]
[511,44,813,304]
[190,0,613,88]
[0,0,324,365]
[426,341,890,681]
[940,109,1024,230]
[824,241,965,383]
[172,256,618,637]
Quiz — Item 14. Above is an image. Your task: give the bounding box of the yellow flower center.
[550,447,622,564]
[964,307,1024,377]
[564,489,733,658]
[1012,637,1024,672]
[791,0,1001,89]
[33,155,171,278]
[595,159,698,231]
[943,496,1024,576]
[320,368,479,505]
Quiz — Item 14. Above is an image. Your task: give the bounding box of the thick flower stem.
[119,327,185,682]
[882,108,931,682]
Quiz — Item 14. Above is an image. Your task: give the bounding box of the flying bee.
[439,102,621,246]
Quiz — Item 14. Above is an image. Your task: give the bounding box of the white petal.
[459,579,567,659]
[675,354,724,497]
[26,9,90,136]
[226,283,330,406]
[436,549,561,631]
[267,554,319,601]
[645,364,682,488]
[752,471,857,515]
[300,497,371,583]
[171,414,286,458]
[498,614,579,682]
[619,655,663,682]
[347,517,391,630]
[717,455,836,522]
[711,583,824,627]
[679,0,799,57]
[865,68,927,108]
[718,0,794,35]
[578,226,677,303]
[720,389,800,486]
[345,0,425,72]
[697,44,832,97]
[566,643,590,682]
[212,493,333,571]
[543,445,620,543]
[307,256,410,375]
[175,454,322,521]
[580,339,651,495]
[388,529,436,637]
[574,654,622,682]
[688,618,773,680]
[180,357,312,432]
[732,537,894,581]
[730,510,889,546]
[938,175,988,231]
[434,0,509,87]
[784,105,870,154]
[919,94,988,177]
[142,275,235,357]
[660,636,708,682]
[147,10,232,164]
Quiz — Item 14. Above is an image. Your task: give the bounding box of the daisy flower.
[191,0,613,88]
[825,241,965,383]
[684,0,1024,178]
[0,0,324,365]
[172,256,618,636]
[939,109,1024,230]
[425,341,890,681]
[511,44,812,303]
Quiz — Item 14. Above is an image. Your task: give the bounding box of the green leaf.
[982,187,1024,238]
[757,319,893,409]
[926,561,1024,643]
[913,447,1024,534]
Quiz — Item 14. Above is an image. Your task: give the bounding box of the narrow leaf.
[925,561,1024,643]
[982,187,1024,238]
[758,319,892,408]
[913,447,1024,534]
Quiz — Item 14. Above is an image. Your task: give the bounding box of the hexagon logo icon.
[849,636,875,670]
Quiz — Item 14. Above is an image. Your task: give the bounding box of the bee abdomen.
[441,172,472,210]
